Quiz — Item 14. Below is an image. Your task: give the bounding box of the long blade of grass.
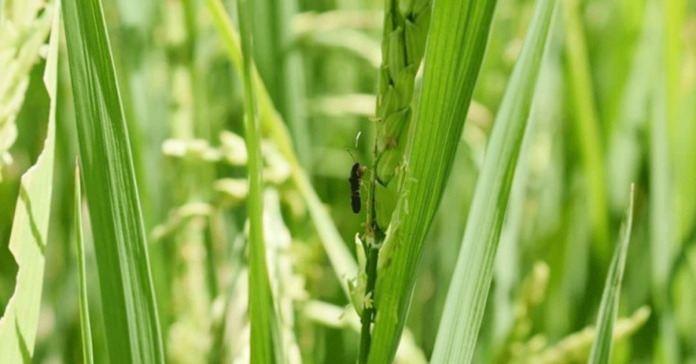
[0,3,59,359]
[428,0,559,362]
[236,0,284,362]
[74,163,94,364]
[365,0,499,362]
[62,0,165,361]
[563,0,610,260]
[205,0,358,297]
[587,185,635,364]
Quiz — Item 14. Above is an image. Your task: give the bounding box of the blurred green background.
[1,0,695,362]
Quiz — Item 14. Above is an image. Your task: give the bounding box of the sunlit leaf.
[62,0,165,360]
[0,2,59,359]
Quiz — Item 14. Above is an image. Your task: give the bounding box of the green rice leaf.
[62,0,165,361]
[0,2,59,359]
[587,185,636,364]
[236,0,284,362]
[366,0,500,362]
[428,0,559,362]
[74,163,94,364]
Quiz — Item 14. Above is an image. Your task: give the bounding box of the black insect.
[348,133,366,214]
[349,162,366,213]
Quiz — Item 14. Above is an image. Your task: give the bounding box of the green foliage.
[430,0,558,362]
[62,0,164,361]
[563,0,610,260]
[357,0,432,360]
[1,0,695,362]
[204,0,359,300]
[372,0,431,228]
[0,0,53,180]
[237,0,284,362]
[587,186,635,364]
[0,4,58,359]
[367,0,499,361]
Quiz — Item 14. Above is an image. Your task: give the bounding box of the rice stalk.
[357,0,431,360]
[366,0,499,361]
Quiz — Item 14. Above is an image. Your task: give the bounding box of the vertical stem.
[359,115,385,363]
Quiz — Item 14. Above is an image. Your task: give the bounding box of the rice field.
[0,0,695,363]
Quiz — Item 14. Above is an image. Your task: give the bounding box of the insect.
[348,132,366,214]
[349,161,366,213]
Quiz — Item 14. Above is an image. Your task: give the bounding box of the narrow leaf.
[236,0,283,362]
[429,0,559,362]
[62,0,165,361]
[74,163,94,364]
[587,185,636,364]
[0,2,59,359]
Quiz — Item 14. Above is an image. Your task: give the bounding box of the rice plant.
[0,0,695,363]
